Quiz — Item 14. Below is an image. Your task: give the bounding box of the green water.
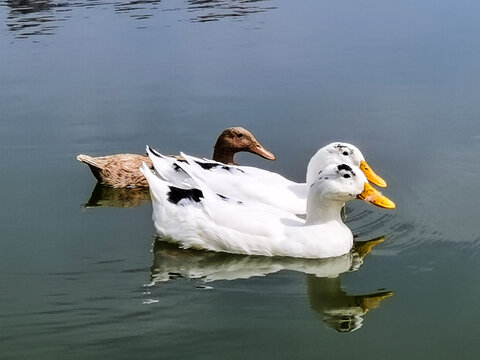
[1,1,479,359]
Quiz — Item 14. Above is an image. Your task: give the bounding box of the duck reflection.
[5,0,61,38]
[307,276,392,332]
[114,0,161,20]
[149,236,392,332]
[6,0,54,14]
[5,0,277,39]
[188,0,276,23]
[83,183,151,208]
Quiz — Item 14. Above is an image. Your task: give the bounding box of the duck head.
[306,164,394,225]
[306,142,387,188]
[212,127,276,165]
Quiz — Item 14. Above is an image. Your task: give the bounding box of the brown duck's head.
[213,127,276,164]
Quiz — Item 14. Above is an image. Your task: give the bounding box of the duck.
[76,127,275,188]
[140,157,395,259]
[145,142,387,214]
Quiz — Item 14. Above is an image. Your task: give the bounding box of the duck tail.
[145,146,172,178]
[77,154,100,167]
[76,154,104,181]
[141,161,212,217]
[140,161,170,200]
[145,146,190,187]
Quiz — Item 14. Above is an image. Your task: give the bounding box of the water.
[1,0,479,359]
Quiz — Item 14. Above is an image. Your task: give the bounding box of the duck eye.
[236,133,244,138]
[342,151,349,156]
[343,174,351,179]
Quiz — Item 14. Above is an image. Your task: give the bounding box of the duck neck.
[305,198,344,225]
[212,143,236,165]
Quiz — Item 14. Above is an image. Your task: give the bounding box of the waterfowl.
[146,142,387,214]
[76,127,275,188]
[141,158,395,259]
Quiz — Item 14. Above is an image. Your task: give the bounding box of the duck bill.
[357,183,395,209]
[249,143,276,161]
[360,160,387,188]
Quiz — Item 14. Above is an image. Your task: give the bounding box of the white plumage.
[141,153,394,259]
[145,142,386,215]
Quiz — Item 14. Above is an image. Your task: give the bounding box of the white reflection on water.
[147,237,393,332]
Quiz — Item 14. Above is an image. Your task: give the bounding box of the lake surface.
[1,0,480,359]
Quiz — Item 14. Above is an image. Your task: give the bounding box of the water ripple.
[145,240,393,332]
[3,0,277,39]
[188,0,274,23]
[344,205,435,255]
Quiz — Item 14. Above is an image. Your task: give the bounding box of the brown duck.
[77,127,275,188]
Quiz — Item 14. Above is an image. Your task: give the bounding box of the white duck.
[145,142,387,214]
[141,159,395,259]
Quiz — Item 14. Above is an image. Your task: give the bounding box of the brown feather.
[77,127,274,188]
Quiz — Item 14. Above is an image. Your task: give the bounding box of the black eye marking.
[236,133,244,138]
[337,164,356,177]
[337,164,353,172]
[343,151,349,156]
[343,174,351,178]
[318,170,323,175]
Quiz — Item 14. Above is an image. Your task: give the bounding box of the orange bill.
[357,182,395,209]
[360,160,387,188]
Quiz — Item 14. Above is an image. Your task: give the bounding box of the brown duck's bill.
[249,143,276,160]
[357,183,395,209]
[360,160,387,188]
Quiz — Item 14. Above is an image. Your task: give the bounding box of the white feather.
[150,142,374,214]
[141,157,374,259]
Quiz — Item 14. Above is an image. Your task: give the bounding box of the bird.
[145,142,387,214]
[76,127,275,188]
[140,158,395,259]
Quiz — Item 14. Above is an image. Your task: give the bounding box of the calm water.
[1,0,480,359]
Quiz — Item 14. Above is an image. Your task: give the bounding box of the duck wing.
[141,162,303,256]
[177,152,307,214]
